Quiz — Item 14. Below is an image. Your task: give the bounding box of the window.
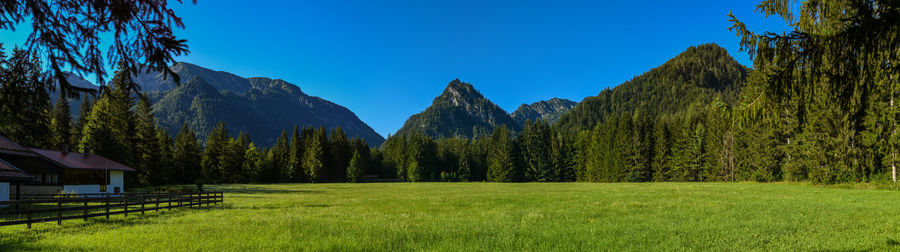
[61,170,106,185]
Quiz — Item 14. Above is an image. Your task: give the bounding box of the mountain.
[511,98,577,125]
[556,43,749,132]
[60,63,384,146]
[132,62,251,93]
[395,79,520,138]
[49,73,101,118]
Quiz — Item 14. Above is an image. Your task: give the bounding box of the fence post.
[140,195,145,215]
[123,194,128,217]
[26,201,32,229]
[155,194,160,212]
[105,194,110,219]
[189,193,193,209]
[57,197,62,226]
[83,197,88,222]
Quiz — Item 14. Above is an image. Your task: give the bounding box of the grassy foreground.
[2,183,900,251]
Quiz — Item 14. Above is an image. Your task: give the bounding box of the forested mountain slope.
[59,63,385,146]
[556,43,749,133]
[395,79,518,138]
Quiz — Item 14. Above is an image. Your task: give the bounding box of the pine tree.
[521,120,553,182]
[304,127,328,182]
[551,130,576,182]
[651,117,673,181]
[49,95,72,150]
[156,128,175,185]
[350,137,371,175]
[202,122,229,183]
[222,132,250,183]
[404,131,437,182]
[381,134,406,179]
[487,126,516,182]
[79,71,136,166]
[269,130,290,183]
[243,143,265,183]
[328,127,352,181]
[71,96,93,147]
[573,130,592,181]
[285,125,304,182]
[347,150,365,183]
[134,94,161,186]
[0,48,52,148]
[174,124,203,184]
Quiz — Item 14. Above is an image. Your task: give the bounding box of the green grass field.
[2,183,900,251]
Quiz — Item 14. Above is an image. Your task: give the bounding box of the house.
[0,135,135,195]
[0,158,32,207]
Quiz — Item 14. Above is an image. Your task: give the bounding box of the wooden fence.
[0,191,223,228]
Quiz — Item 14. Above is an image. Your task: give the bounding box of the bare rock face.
[511,98,577,125]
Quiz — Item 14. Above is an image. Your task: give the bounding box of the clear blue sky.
[0,0,790,137]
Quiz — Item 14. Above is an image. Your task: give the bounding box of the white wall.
[0,182,9,207]
[62,184,102,194]
[110,171,124,193]
[62,171,126,195]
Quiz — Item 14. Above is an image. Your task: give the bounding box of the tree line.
[2,0,898,185]
[0,47,378,186]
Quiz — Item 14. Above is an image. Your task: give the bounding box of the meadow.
[1,182,899,251]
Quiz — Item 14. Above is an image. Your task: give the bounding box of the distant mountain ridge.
[511,98,577,125]
[395,79,575,138]
[132,62,252,93]
[60,63,385,146]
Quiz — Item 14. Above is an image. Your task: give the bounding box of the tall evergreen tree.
[730,0,900,183]
[174,124,203,184]
[285,125,304,182]
[222,132,250,182]
[328,127,352,181]
[156,128,175,185]
[0,47,52,148]
[134,94,161,186]
[521,120,554,182]
[202,122,229,183]
[304,127,328,182]
[347,150,365,183]
[49,95,72,150]
[71,96,93,147]
[487,126,516,182]
[78,71,136,166]
[243,143,265,183]
[270,130,290,183]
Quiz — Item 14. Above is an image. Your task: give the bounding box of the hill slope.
[556,43,749,132]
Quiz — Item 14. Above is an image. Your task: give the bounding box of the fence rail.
[0,191,223,228]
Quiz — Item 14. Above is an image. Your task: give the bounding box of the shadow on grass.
[216,185,324,195]
[0,205,222,251]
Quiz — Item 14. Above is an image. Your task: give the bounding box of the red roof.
[28,149,136,172]
[0,158,32,182]
[0,135,37,156]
